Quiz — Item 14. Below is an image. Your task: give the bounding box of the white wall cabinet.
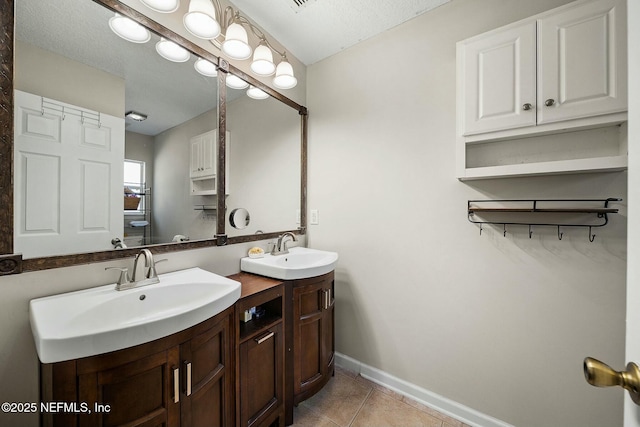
[190,130,216,179]
[189,130,230,195]
[457,0,627,180]
[459,21,537,136]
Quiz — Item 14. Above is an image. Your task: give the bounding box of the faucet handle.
[147,258,167,279]
[105,267,130,286]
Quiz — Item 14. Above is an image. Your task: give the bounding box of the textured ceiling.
[15,0,450,135]
[16,0,223,136]
[229,0,451,65]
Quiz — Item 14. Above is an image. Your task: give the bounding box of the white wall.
[14,41,124,117]
[306,1,626,426]
[153,108,219,243]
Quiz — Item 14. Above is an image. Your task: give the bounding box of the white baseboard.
[334,352,513,427]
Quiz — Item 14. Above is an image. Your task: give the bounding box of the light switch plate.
[310,209,319,225]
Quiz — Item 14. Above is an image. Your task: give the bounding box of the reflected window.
[124,159,146,213]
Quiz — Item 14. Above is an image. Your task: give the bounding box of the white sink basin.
[241,247,338,280]
[30,267,240,363]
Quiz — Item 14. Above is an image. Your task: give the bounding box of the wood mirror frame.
[0,0,307,275]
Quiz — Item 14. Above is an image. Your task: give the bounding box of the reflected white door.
[626,1,640,425]
[14,90,124,258]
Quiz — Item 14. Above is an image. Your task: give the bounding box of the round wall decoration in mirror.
[229,208,251,229]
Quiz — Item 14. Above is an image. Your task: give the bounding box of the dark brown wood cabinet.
[40,270,336,427]
[41,306,234,427]
[285,271,335,424]
[231,274,285,427]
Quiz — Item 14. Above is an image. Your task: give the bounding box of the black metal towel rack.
[467,198,621,242]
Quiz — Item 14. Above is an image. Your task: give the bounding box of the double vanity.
[30,247,338,427]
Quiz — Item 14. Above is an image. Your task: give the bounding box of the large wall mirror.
[225,86,302,238]
[1,0,307,272]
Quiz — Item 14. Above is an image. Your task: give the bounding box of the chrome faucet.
[272,232,298,255]
[106,249,166,291]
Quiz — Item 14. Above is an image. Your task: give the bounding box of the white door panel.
[14,90,124,258]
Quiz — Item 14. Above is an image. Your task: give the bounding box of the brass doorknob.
[584,357,640,404]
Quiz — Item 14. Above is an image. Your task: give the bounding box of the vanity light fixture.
[194,58,218,77]
[125,111,148,121]
[139,0,180,13]
[246,85,269,100]
[226,74,249,90]
[273,55,297,89]
[184,0,220,40]
[156,37,190,62]
[221,13,252,60]
[134,0,298,88]
[250,39,276,76]
[109,13,151,43]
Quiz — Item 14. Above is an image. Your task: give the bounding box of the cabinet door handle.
[544,98,555,107]
[522,103,532,111]
[324,289,330,310]
[173,367,180,403]
[255,331,275,344]
[185,361,192,396]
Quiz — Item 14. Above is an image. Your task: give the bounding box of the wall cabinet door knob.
[544,98,555,107]
[522,103,533,111]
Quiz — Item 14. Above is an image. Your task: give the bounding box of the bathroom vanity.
[37,270,335,427]
[40,306,235,427]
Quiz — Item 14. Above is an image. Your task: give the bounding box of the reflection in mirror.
[14,0,223,258]
[225,86,301,238]
[229,208,251,230]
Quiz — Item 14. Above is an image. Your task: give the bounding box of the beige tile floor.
[291,367,472,427]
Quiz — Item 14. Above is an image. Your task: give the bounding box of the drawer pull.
[255,331,275,344]
[185,361,192,396]
[173,367,180,403]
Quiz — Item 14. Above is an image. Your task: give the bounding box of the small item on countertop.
[248,246,265,258]
[241,309,253,323]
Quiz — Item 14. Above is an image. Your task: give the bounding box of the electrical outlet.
[310,209,319,225]
[296,209,301,224]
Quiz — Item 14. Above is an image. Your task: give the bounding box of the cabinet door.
[458,21,537,135]
[293,281,326,399]
[322,282,335,376]
[77,348,180,427]
[239,322,284,427]
[190,136,203,178]
[537,0,626,124]
[180,316,233,427]
[200,130,216,177]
